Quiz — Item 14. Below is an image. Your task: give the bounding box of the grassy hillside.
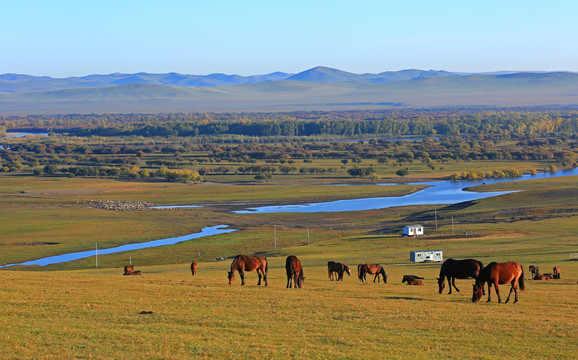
[1,73,578,114]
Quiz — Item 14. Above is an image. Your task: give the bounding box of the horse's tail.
[519,266,525,291]
[265,257,269,274]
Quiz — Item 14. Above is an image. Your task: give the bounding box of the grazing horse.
[286,256,304,288]
[529,265,540,278]
[552,266,561,279]
[402,275,424,285]
[358,264,387,283]
[227,255,268,286]
[328,261,351,281]
[123,265,142,276]
[472,261,525,303]
[190,261,198,277]
[437,258,484,294]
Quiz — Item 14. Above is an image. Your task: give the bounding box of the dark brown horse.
[402,275,424,285]
[529,265,540,278]
[472,261,525,303]
[358,264,387,283]
[437,258,484,294]
[552,266,561,279]
[227,255,268,286]
[328,261,350,281]
[286,255,304,288]
[190,261,198,277]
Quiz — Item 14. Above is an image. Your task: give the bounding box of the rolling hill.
[0,68,577,114]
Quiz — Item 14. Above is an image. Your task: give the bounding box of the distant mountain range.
[1,67,577,114]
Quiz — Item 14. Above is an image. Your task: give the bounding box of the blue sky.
[2,0,577,77]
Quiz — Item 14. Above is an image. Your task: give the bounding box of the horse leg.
[506,279,518,304]
[494,282,501,303]
[452,277,460,293]
[486,282,492,302]
[447,276,453,294]
[293,272,298,289]
[239,270,245,286]
[286,270,291,288]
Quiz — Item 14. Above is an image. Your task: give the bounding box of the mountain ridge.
[1,71,578,114]
[2,67,561,93]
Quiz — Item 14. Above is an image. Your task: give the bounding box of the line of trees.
[2,110,577,138]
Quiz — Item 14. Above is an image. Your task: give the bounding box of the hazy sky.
[2,0,577,77]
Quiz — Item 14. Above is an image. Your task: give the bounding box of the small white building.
[410,250,443,263]
[403,225,424,237]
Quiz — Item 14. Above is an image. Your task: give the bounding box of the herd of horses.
[188,255,563,304]
[529,264,561,280]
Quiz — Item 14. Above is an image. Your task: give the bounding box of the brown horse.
[437,258,484,294]
[227,255,268,286]
[552,266,561,279]
[358,264,387,283]
[534,274,552,280]
[190,261,198,277]
[286,256,304,288]
[328,261,351,281]
[402,275,424,285]
[472,261,525,303]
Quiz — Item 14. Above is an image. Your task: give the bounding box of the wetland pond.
[2,168,577,268]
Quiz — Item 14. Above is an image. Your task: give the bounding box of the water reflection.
[234,168,578,214]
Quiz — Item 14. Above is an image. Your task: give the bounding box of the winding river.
[0,225,236,268]
[2,168,577,268]
[233,168,578,214]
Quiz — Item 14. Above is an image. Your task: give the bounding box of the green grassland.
[1,172,577,359]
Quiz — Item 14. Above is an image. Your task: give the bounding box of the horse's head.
[344,265,351,276]
[472,283,484,303]
[437,277,445,294]
[227,270,234,284]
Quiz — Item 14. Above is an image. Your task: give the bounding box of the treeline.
[2,110,578,138]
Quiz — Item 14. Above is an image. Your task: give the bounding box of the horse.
[190,261,198,277]
[552,266,561,279]
[533,274,552,280]
[286,255,304,288]
[437,258,484,294]
[358,264,387,283]
[529,265,540,278]
[123,265,142,276]
[328,261,350,281]
[227,255,268,286]
[328,261,337,280]
[472,261,525,303]
[402,275,424,285]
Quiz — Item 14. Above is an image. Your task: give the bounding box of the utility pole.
[451,216,455,235]
[95,243,98,268]
[274,225,277,250]
[435,208,438,230]
[307,226,310,245]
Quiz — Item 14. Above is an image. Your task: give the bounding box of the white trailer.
[410,250,443,263]
[403,225,424,236]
